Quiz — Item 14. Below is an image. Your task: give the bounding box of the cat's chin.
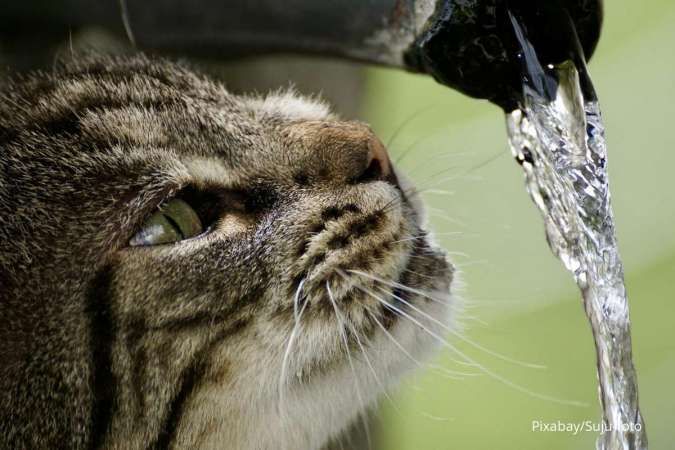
[271,265,454,450]
[173,275,455,450]
[277,245,453,444]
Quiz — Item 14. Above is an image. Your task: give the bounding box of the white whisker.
[401,267,438,281]
[391,231,464,246]
[387,105,437,151]
[350,270,545,369]
[420,411,455,422]
[443,250,471,258]
[346,280,476,369]
[326,281,372,449]
[278,278,307,414]
[343,310,401,415]
[425,207,467,227]
[349,269,451,307]
[348,280,586,407]
[118,0,136,46]
[455,260,490,269]
[421,189,456,196]
[362,305,479,380]
[374,284,546,370]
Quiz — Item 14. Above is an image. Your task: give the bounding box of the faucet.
[1,0,602,110]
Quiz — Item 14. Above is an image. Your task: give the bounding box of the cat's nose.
[284,121,396,186]
[353,130,393,184]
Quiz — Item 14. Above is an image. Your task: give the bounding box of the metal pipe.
[0,0,602,110]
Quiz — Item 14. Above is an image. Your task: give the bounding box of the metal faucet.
[2,0,602,110]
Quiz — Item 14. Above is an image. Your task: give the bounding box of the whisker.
[348,267,476,311]
[403,148,475,173]
[390,235,426,245]
[401,267,438,281]
[387,152,506,214]
[421,188,456,196]
[278,278,307,414]
[426,362,483,379]
[349,269,452,307]
[395,132,475,168]
[347,279,586,407]
[425,207,467,227]
[420,411,455,422]
[349,270,545,369]
[375,179,465,217]
[422,165,465,185]
[118,0,137,46]
[374,284,546,370]
[342,310,401,415]
[387,105,437,151]
[443,250,471,258]
[407,149,505,186]
[362,306,479,380]
[325,281,372,449]
[362,308,423,368]
[457,314,491,327]
[390,231,464,245]
[394,135,429,165]
[359,299,481,426]
[340,276,476,370]
[455,260,490,269]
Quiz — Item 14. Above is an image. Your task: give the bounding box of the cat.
[0,55,455,449]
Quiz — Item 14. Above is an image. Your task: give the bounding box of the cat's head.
[0,55,454,449]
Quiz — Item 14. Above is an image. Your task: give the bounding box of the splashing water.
[505,17,648,450]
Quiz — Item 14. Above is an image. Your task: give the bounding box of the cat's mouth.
[345,234,451,328]
[292,198,409,300]
[282,220,452,381]
[289,188,451,328]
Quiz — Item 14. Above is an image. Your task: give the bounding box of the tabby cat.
[0,55,455,449]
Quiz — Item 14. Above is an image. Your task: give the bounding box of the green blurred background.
[358,0,675,448]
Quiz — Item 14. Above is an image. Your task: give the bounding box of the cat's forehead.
[0,56,338,182]
[1,54,332,133]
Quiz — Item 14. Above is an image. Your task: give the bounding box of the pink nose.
[351,130,392,183]
[283,120,396,185]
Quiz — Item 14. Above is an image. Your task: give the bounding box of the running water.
[505,15,647,450]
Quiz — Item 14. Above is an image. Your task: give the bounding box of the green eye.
[130,198,203,246]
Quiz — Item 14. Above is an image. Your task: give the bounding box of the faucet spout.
[404,0,603,110]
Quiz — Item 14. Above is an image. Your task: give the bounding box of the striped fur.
[0,55,454,449]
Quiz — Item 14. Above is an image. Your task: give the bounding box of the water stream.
[505,15,647,450]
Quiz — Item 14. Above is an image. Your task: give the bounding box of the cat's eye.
[130,198,203,246]
[128,186,257,248]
